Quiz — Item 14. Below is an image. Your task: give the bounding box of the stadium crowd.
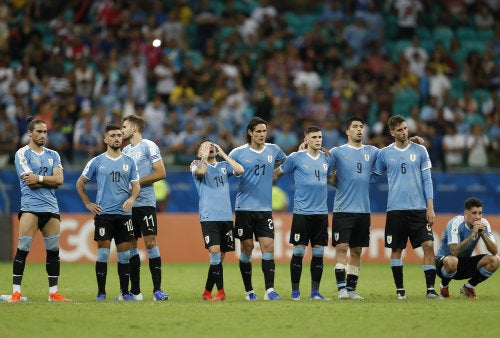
[0,0,499,171]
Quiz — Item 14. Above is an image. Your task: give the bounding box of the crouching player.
[436,197,499,299]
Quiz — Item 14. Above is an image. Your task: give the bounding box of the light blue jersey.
[373,142,433,211]
[437,215,496,258]
[81,153,139,215]
[278,151,331,214]
[329,144,379,213]
[122,139,162,207]
[192,161,235,221]
[229,143,286,211]
[15,145,62,213]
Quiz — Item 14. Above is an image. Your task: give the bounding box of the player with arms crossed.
[192,140,244,301]
[9,117,70,302]
[229,117,287,300]
[76,124,140,301]
[436,197,499,299]
[122,114,169,301]
[274,126,332,301]
[373,115,441,299]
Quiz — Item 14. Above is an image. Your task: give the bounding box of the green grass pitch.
[1,262,499,338]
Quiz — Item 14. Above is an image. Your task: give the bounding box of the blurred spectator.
[153,54,176,105]
[273,119,299,154]
[474,3,495,30]
[442,123,467,169]
[465,123,490,169]
[393,0,424,40]
[144,93,168,141]
[419,96,439,124]
[0,104,18,168]
[293,61,322,97]
[194,0,219,51]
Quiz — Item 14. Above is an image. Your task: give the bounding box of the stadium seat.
[455,27,477,41]
[462,40,486,54]
[392,88,420,117]
[476,29,494,42]
[416,27,431,39]
[185,50,202,68]
[432,27,454,49]
[391,39,411,62]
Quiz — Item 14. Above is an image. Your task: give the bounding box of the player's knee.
[97,248,111,262]
[147,246,160,259]
[335,243,349,254]
[241,240,254,254]
[208,245,221,255]
[444,255,458,270]
[292,246,306,257]
[487,255,500,270]
[144,237,156,250]
[311,246,324,257]
[117,250,130,264]
[43,235,60,251]
[18,236,33,252]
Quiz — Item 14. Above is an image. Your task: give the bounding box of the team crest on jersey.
[334,232,339,241]
[364,154,370,161]
[410,154,416,161]
[205,235,210,244]
[323,163,328,171]
[135,152,141,159]
[294,233,300,242]
[99,227,105,237]
[267,155,273,163]
[386,235,392,244]
[123,164,129,171]
[221,168,227,175]
[48,159,53,166]
[238,229,243,237]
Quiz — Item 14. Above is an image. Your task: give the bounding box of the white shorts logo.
[238,229,243,237]
[386,235,392,244]
[99,227,105,237]
[205,235,210,244]
[294,233,300,242]
[334,232,339,241]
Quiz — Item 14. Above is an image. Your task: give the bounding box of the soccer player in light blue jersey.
[10,117,70,302]
[192,140,244,301]
[373,115,440,299]
[122,114,169,301]
[435,197,499,299]
[328,117,380,300]
[229,117,287,301]
[76,124,140,301]
[274,126,332,301]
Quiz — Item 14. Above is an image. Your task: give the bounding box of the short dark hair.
[123,114,145,132]
[26,116,46,131]
[245,117,267,144]
[388,115,406,131]
[464,197,483,210]
[105,124,121,134]
[345,116,364,130]
[197,139,212,151]
[304,126,321,135]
